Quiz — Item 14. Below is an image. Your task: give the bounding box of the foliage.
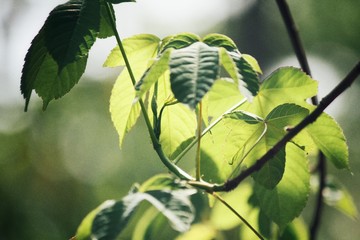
[20,0,358,239]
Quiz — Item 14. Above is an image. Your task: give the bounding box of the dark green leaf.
[252,147,286,189]
[169,42,220,109]
[105,0,135,4]
[203,33,238,52]
[160,33,201,52]
[231,53,259,99]
[98,0,115,38]
[21,0,102,110]
[44,0,100,69]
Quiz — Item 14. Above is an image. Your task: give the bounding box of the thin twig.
[310,153,326,238]
[275,1,327,238]
[213,61,360,192]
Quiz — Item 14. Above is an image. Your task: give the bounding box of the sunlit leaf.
[306,113,349,169]
[108,35,160,147]
[135,49,172,99]
[103,34,160,67]
[207,79,244,120]
[242,67,318,117]
[242,54,262,74]
[155,73,197,157]
[110,67,141,147]
[200,115,263,182]
[169,42,220,109]
[254,143,310,230]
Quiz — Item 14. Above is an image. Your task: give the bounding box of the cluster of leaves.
[20,0,357,239]
[20,0,133,111]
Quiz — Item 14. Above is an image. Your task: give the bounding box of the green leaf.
[254,143,310,230]
[242,54,262,74]
[76,200,119,240]
[103,34,160,68]
[231,53,260,100]
[200,114,263,182]
[207,79,244,119]
[203,33,238,52]
[109,67,141,147]
[135,49,172,99]
[169,42,220,109]
[87,179,196,239]
[242,67,318,117]
[44,0,100,68]
[252,147,286,189]
[98,0,115,39]
[154,73,197,157]
[253,104,309,188]
[160,33,201,52]
[108,35,160,147]
[21,0,101,110]
[323,177,358,220]
[219,48,259,101]
[306,113,349,169]
[280,217,309,240]
[160,104,197,157]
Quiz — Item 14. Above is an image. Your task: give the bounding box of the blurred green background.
[0,0,359,239]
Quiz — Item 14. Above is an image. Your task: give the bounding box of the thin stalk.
[196,102,203,181]
[211,192,264,240]
[105,2,192,181]
[174,98,247,164]
[230,123,268,178]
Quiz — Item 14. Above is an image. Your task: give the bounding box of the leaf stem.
[211,192,264,240]
[174,98,247,164]
[213,62,360,192]
[196,102,203,181]
[105,2,192,181]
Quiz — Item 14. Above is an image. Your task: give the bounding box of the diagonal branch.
[213,61,360,192]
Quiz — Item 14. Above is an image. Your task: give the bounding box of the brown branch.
[275,1,323,238]
[213,61,360,192]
